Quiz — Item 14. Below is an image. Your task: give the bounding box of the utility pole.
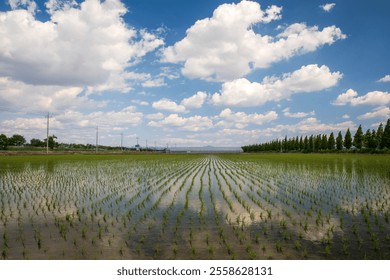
[146,139,148,151]
[46,112,50,154]
[95,126,99,153]
[154,141,156,151]
[120,133,123,151]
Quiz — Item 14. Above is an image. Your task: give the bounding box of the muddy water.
[0,154,389,259]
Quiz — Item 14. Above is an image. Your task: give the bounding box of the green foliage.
[344,128,352,150]
[353,125,364,149]
[242,118,390,153]
[328,132,335,150]
[321,134,328,150]
[336,131,343,150]
[377,123,384,149]
[30,138,45,147]
[45,135,58,150]
[8,134,26,146]
[0,134,8,150]
[381,119,390,149]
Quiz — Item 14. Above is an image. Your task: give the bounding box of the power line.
[96,126,99,153]
[46,112,52,154]
[120,133,123,151]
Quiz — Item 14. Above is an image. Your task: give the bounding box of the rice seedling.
[0,153,388,259]
[275,240,283,253]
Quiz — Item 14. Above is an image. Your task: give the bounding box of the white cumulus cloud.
[0,77,104,113]
[152,98,186,113]
[218,108,278,128]
[211,64,342,107]
[358,106,390,120]
[332,89,390,106]
[320,3,336,12]
[45,0,78,15]
[142,77,167,88]
[331,89,358,106]
[148,114,213,132]
[145,113,165,120]
[8,0,37,14]
[283,108,315,118]
[153,91,208,112]
[0,106,144,143]
[0,0,164,91]
[261,118,355,136]
[378,75,390,83]
[181,91,208,109]
[162,1,345,81]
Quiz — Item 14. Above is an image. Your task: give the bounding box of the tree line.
[0,134,149,152]
[0,134,59,150]
[242,118,390,153]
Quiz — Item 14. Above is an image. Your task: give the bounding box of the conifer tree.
[344,128,352,149]
[304,136,309,152]
[370,129,378,149]
[299,136,304,151]
[328,132,335,150]
[321,134,328,150]
[377,123,384,149]
[309,135,314,152]
[315,135,321,151]
[353,125,364,149]
[364,129,372,149]
[381,119,390,149]
[336,131,343,150]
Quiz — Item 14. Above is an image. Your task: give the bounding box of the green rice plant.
[267,209,272,219]
[294,240,301,251]
[37,237,42,250]
[324,244,331,257]
[1,153,390,260]
[205,233,210,245]
[255,233,260,244]
[302,247,308,259]
[153,243,159,258]
[59,223,68,240]
[275,240,283,253]
[2,232,8,249]
[238,232,245,244]
[226,243,233,256]
[172,244,177,256]
[191,245,196,257]
[207,244,215,257]
[139,234,145,244]
[2,247,8,259]
[279,219,287,230]
[262,225,268,236]
[81,226,87,240]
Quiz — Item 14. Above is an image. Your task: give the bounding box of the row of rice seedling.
[218,154,390,259]
[0,154,389,259]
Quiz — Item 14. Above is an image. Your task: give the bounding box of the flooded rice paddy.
[0,153,389,259]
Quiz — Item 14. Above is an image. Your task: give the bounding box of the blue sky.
[0,0,389,147]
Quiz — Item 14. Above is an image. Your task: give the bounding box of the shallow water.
[0,154,389,259]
